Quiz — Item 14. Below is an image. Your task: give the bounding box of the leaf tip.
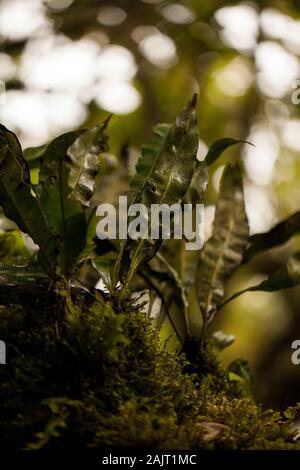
[103,114,113,128]
[190,93,198,108]
[244,140,255,148]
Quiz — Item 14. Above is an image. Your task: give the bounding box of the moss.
[0,297,299,450]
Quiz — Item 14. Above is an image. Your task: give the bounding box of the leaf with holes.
[196,164,249,336]
[0,125,57,276]
[123,95,200,289]
[67,119,110,206]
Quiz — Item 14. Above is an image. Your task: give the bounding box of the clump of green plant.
[1,96,300,346]
[1,303,300,449]
[91,95,300,352]
[1,96,300,449]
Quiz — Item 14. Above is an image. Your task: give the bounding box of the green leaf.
[180,163,209,293]
[228,371,243,383]
[204,138,253,166]
[156,252,189,336]
[196,164,249,337]
[123,95,199,288]
[78,208,98,261]
[244,211,300,261]
[38,130,87,276]
[130,123,172,197]
[37,119,110,275]
[246,254,300,291]
[283,405,300,420]
[144,94,199,205]
[0,124,57,276]
[227,359,252,388]
[113,123,172,291]
[222,252,300,307]
[0,230,29,260]
[92,252,117,293]
[24,144,48,168]
[67,120,110,206]
[139,261,186,344]
[39,130,83,182]
[184,162,209,204]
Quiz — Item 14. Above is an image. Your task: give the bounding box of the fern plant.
[1,96,300,354]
